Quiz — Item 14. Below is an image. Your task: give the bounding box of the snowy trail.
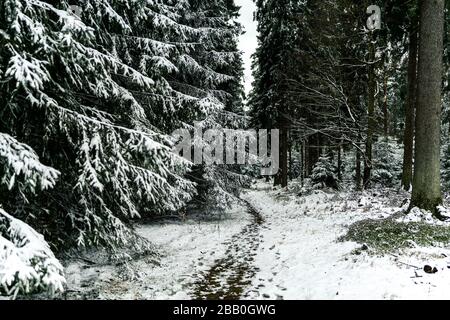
[240,182,450,300]
[63,203,253,300]
[192,201,265,299]
[63,181,450,300]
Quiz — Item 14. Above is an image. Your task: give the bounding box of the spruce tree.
[411,0,445,215]
[0,0,245,296]
[249,0,302,187]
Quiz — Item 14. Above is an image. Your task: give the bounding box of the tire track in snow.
[191,200,265,300]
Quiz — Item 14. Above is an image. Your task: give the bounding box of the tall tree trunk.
[311,134,320,171]
[337,141,342,181]
[401,25,419,191]
[280,127,289,187]
[363,33,376,189]
[308,136,317,175]
[301,140,306,185]
[304,138,310,177]
[274,173,281,186]
[356,143,362,191]
[288,132,293,180]
[275,119,289,188]
[383,75,389,137]
[411,0,445,215]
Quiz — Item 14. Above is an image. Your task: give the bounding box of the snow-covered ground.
[62,181,450,300]
[241,182,450,300]
[63,204,251,299]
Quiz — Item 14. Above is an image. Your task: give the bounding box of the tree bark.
[279,127,289,187]
[274,172,281,186]
[411,0,445,214]
[401,25,419,191]
[288,132,293,181]
[356,143,362,191]
[311,134,320,172]
[382,74,389,137]
[304,138,309,177]
[337,141,342,181]
[301,140,306,185]
[275,121,289,188]
[363,33,376,189]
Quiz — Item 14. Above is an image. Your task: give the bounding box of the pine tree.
[178,0,248,211]
[373,137,403,187]
[401,3,419,190]
[0,208,65,298]
[0,134,64,297]
[311,153,339,190]
[1,0,247,251]
[411,0,445,215]
[0,0,200,252]
[249,0,303,187]
[0,0,246,296]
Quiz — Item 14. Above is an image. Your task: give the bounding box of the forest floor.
[60,181,450,300]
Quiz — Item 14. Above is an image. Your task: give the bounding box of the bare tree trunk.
[275,121,289,188]
[288,132,293,181]
[274,172,281,186]
[311,134,320,170]
[280,127,289,187]
[363,33,376,189]
[304,138,310,177]
[308,136,317,176]
[356,143,362,191]
[402,25,419,191]
[383,75,389,137]
[411,0,444,215]
[301,140,306,185]
[337,141,342,181]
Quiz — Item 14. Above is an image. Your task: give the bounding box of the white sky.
[236,0,258,96]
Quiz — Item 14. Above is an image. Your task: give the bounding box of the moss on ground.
[340,218,450,252]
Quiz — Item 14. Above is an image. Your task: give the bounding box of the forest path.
[61,181,450,299]
[191,200,267,299]
[237,182,450,300]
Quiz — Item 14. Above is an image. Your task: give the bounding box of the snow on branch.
[51,104,167,152]
[5,52,51,93]
[26,0,95,36]
[178,54,234,85]
[0,133,60,193]
[0,209,65,298]
[83,46,155,88]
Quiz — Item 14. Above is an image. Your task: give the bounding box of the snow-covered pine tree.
[0,134,65,297]
[372,137,403,187]
[186,0,245,115]
[0,0,195,254]
[0,208,65,298]
[1,0,247,261]
[311,153,340,190]
[97,0,247,212]
[174,0,249,212]
[248,0,306,187]
[249,0,283,131]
